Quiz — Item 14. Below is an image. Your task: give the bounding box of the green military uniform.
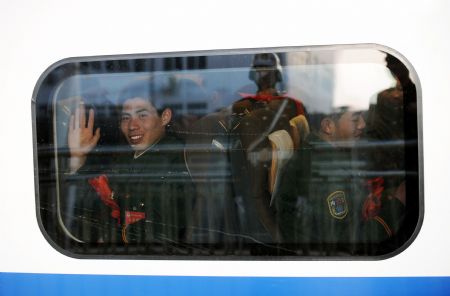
[274,133,365,255]
[275,131,407,255]
[64,134,194,254]
[109,135,194,249]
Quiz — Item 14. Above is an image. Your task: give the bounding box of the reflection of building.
[153,75,209,116]
[55,52,336,123]
[285,51,335,113]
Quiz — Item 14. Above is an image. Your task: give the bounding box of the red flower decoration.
[362,177,385,221]
[238,93,305,115]
[125,211,146,226]
[88,175,120,223]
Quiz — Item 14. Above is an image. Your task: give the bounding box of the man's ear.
[161,108,172,126]
[321,117,335,135]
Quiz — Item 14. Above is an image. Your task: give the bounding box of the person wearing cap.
[233,53,306,119]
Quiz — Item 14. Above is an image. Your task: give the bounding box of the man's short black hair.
[309,106,351,132]
[117,77,166,115]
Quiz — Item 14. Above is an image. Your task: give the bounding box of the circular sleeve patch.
[326,191,348,219]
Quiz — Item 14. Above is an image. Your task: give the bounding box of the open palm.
[68,102,100,158]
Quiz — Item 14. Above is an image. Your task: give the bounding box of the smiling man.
[67,78,193,251]
[317,107,366,147]
[273,107,369,255]
[119,96,171,158]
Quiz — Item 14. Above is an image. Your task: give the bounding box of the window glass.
[34,46,422,258]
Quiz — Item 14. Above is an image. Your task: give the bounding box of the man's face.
[253,68,278,90]
[334,111,366,144]
[120,97,169,152]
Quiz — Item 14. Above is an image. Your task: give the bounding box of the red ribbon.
[125,211,146,226]
[362,177,385,221]
[239,93,305,115]
[88,175,120,223]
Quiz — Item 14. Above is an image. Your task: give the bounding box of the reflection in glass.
[34,46,420,257]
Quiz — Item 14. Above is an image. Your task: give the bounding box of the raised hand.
[68,101,100,172]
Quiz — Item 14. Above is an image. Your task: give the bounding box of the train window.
[33,45,422,258]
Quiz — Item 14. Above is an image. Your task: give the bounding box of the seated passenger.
[66,78,194,252]
[274,107,368,255]
[275,105,406,255]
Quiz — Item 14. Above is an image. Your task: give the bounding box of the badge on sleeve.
[327,191,348,219]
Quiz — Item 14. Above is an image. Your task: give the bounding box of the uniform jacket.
[63,134,194,254]
[274,133,366,255]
